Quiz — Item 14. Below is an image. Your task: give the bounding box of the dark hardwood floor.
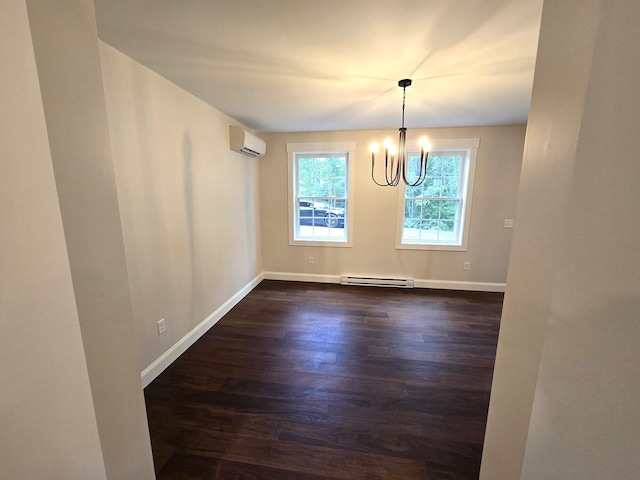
[144,280,503,480]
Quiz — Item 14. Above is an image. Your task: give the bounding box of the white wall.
[99,42,263,374]
[25,1,154,478]
[259,126,524,288]
[481,0,640,478]
[0,1,107,478]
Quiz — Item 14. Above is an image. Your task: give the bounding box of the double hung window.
[397,138,479,251]
[287,142,355,246]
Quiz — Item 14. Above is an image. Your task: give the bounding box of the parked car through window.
[298,200,345,228]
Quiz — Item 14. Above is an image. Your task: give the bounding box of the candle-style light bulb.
[370,142,379,153]
[419,136,431,151]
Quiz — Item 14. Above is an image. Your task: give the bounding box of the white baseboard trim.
[263,271,505,292]
[140,272,264,387]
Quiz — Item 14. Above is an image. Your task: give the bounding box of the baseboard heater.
[340,276,414,288]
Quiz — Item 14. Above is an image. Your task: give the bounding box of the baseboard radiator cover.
[340,275,414,288]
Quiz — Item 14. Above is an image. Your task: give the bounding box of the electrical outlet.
[464,262,471,271]
[308,256,314,264]
[504,219,514,228]
[157,318,166,335]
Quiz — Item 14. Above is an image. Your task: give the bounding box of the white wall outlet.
[308,256,314,264]
[504,219,514,228]
[157,318,166,335]
[464,262,471,271]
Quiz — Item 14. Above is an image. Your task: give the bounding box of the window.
[287,142,355,246]
[397,138,479,251]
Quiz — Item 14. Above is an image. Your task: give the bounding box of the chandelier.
[370,79,431,187]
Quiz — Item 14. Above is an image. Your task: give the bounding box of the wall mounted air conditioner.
[229,126,266,158]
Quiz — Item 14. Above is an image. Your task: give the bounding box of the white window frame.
[396,137,479,251]
[287,141,355,247]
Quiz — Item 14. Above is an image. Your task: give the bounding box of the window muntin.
[397,138,478,251]
[287,142,355,246]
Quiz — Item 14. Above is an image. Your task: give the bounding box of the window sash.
[403,198,463,244]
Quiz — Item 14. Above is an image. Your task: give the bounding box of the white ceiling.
[94,0,543,133]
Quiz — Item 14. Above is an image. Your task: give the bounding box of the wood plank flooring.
[144,280,503,480]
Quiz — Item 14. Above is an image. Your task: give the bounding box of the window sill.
[396,242,468,252]
[290,238,353,248]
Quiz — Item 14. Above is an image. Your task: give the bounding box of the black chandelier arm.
[384,149,393,183]
[373,150,429,187]
[371,135,404,186]
[371,151,399,187]
[385,149,401,186]
[402,151,430,187]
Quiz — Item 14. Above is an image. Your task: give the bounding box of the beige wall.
[481,0,640,478]
[99,43,263,373]
[25,1,154,478]
[0,1,106,478]
[259,126,524,286]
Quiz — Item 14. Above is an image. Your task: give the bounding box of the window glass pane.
[438,221,456,241]
[427,155,442,176]
[328,157,346,196]
[405,184,422,198]
[404,199,419,221]
[440,155,461,197]
[313,158,328,196]
[441,174,458,197]
[440,200,458,221]
[421,199,440,220]
[298,157,315,196]
[424,177,442,198]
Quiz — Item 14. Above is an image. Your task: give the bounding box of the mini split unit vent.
[229,126,266,158]
[340,276,414,288]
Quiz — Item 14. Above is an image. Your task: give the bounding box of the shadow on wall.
[182,133,196,316]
